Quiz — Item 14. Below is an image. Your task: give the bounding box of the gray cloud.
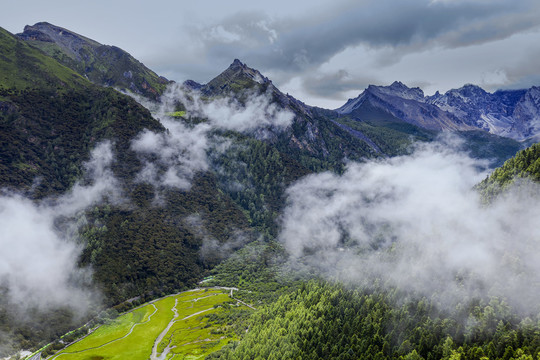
[191,0,540,74]
[0,142,118,312]
[161,0,540,104]
[279,137,540,313]
[185,214,251,263]
[301,69,379,99]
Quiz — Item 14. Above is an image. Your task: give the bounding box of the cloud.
[129,83,293,190]
[300,69,379,99]
[178,87,294,133]
[0,141,118,312]
[189,0,540,75]
[279,138,540,313]
[150,0,539,105]
[185,214,251,264]
[131,121,211,190]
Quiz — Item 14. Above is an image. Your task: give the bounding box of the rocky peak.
[366,81,425,102]
[17,22,101,61]
[201,59,272,96]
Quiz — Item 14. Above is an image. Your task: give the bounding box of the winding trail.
[51,304,158,359]
[150,299,179,360]
[181,307,213,321]
[48,287,253,360]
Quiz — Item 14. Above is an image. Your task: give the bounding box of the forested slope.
[210,282,540,360]
[477,142,540,200]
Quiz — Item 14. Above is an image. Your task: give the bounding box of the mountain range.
[2,21,540,359]
[338,81,540,141]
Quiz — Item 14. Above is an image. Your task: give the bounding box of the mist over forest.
[1,11,540,359]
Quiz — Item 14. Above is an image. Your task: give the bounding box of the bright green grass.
[166,111,186,118]
[49,289,247,360]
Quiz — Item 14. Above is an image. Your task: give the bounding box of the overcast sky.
[2,0,540,108]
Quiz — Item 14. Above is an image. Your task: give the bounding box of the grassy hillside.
[18,22,169,99]
[0,27,87,90]
[41,288,253,359]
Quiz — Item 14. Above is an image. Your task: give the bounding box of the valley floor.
[43,288,250,360]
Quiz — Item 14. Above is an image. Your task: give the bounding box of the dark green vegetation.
[17,22,169,100]
[0,27,249,356]
[209,281,540,360]
[1,22,539,360]
[477,142,540,201]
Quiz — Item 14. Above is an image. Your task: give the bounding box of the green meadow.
[49,289,245,360]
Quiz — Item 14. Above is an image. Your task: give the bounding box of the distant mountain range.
[338,81,540,141]
[14,22,540,143]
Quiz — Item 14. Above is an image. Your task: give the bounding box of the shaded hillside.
[477,142,540,200]
[0,28,252,356]
[17,22,170,99]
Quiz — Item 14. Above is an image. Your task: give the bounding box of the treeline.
[212,135,310,236]
[478,142,540,201]
[209,281,540,360]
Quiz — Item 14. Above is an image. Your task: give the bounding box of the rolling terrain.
[0,21,539,360]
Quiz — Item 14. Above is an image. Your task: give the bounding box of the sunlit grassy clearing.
[157,293,233,355]
[166,111,186,118]
[52,297,175,360]
[50,289,243,360]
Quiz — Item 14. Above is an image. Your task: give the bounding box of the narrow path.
[52,304,158,359]
[150,298,179,360]
[181,307,213,321]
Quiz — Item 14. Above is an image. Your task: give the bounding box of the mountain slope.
[0,28,253,356]
[337,81,474,131]
[17,22,170,99]
[477,142,540,200]
[0,27,87,90]
[339,81,540,141]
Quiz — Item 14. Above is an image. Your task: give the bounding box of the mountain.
[186,61,522,169]
[200,58,272,96]
[2,22,538,359]
[188,61,450,170]
[0,27,253,356]
[17,22,170,99]
[339,81,540,141]
[337,81,474,131]
[426,84,537,139]
[477,142,540,201]
[0,27,88,90]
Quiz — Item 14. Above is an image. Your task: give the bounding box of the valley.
[0,14,539,360]
[39,288,251,360]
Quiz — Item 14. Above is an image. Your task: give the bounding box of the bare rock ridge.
[17,22,170,99]
[339,81,540,140]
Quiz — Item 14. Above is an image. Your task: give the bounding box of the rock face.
[17,22,170,99]
[426,84,527,138]
[337,82,474,131]
[339,81,540,140]
[187,60,383,161]
[200,59,273,96]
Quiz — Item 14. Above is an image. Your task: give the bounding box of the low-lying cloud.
[129,83,293,190]
[0,142,118,312]
[182,89,294,133]
[279,140,540,313]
